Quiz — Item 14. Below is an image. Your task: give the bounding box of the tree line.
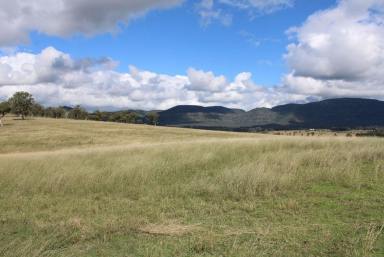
[0,92,159,126]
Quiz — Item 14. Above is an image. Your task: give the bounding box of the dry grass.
[362,224,384,257]
[0,115,253,154]
[0,117,383,256]
[138,221,200,236]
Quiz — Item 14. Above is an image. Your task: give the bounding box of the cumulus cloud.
[0,47,304,110]
[284,0,384,99]
[186,68,228,92]
[3,0,384,110]
[0,0,294,44]
[0,0,182,46]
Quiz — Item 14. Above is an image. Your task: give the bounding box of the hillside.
[272,98,384,129]
[157,98,384,130]
[0,118,383,256]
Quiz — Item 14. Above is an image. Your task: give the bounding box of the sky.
[0,0,384,110]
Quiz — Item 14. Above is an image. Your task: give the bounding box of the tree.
[53,107,66,118]
[8,92,34,120]
[45,107,66,118]
[68,105,88,120]
[44,107,55,118]
[0,101,10,117]
[146,112,159,125]
[126,112,138,124]
[109,112,123,123]
[31,103,45,117]
[93,110,103,121]
[0,101,11,127]
[88,110,109,121]
[107,111,138,124]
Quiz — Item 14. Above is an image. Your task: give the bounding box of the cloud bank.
[0,0,294,46]
[283,0,384,99]
[0,0,182,46]
[0,47,299,110]
[1,0,384,110]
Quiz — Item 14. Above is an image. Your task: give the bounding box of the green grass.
[0,117,383,256]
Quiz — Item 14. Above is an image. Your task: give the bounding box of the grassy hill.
[0,117,383,256]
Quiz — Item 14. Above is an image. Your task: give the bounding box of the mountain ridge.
[157,98,384,131]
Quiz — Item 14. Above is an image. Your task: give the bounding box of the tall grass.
[0,118,383,256]
[2,137,382,198]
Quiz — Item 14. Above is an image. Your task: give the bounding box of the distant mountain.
[157,98,384,131]
[158,105,244,128]
[61,106,74,111]
[271,98,384,129]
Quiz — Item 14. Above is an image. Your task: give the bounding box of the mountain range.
[156,98,384,131]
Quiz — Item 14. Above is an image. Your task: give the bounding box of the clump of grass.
[361,224,384,257]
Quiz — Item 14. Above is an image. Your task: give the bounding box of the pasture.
[0,117,383,256]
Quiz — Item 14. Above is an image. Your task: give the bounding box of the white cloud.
[0,0,182,46]
[196,0,233,26]
[186,68,228,92]
[284,0,384,99]
[0,47,304,110]
[3,0,384,111]
[219,0,293,13]
[196,0,293,25]
[0,0,294,45]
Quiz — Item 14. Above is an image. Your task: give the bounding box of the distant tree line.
[0,92,159,126]
[356,129,384,137]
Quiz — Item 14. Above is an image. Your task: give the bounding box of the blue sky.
[23,0,335,86]
[1,0,383,110]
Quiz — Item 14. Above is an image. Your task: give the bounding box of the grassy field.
[0,117,383,257]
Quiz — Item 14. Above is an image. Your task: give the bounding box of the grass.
[0,117,383,256]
